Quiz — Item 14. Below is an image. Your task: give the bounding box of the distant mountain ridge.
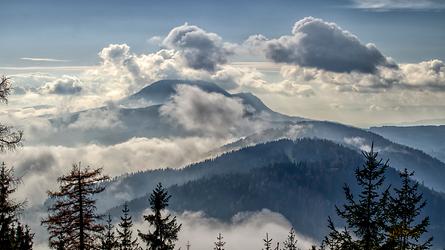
[370,125,445,163]
[104,139,445,248]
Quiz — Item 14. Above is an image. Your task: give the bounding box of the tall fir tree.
[213,233,225,250]
[283,228,299,250]
[117,202,140,250]
[138,183,181,250]
[324,144,390,250]
[263,233,273,250]
[42,163,109,250]
[0,162,34,250]
[0,162,22,248]
[101,214,118,250]
[385,169,432,250]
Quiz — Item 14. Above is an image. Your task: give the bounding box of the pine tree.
[0,162,22,248]
[283,228,299,250]
[117,202,140,250]
[385,169,433,250]
[138,183,181,250]
[325,144,390,249]
[0,162,34,249]
[213,233,225,250]
[263,233,273,250]
[42,163,109,250]
[0,76,23,152]
[101,214,118,250]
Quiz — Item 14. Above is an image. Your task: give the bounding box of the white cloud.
[133,209,317,250]
[160,85,264,137]
[20,57,69,62]
[351,0,445,9]
[39,75,83,95]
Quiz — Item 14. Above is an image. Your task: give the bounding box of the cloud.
[162,23,234,72]
[3,136,227,207]
[280,59,445,93]
[350,0,445,9]
[39,75,83,95]
[132,209,317,250]
[247,17,395,74]
[160,85,265,137]
[20,57,69,62]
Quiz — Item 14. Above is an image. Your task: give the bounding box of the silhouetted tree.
[117,202,140,250]
[12,222,34,250]
[138,183,181,250]
[213,233,225,250]
[42,163,109,249]
[101,214,118,250]
[0,76,23,152]
[0,162,34,249]
[324,144,390,249]
[385,169,433,249]
[263,233,273,250]
[283,228,299,250]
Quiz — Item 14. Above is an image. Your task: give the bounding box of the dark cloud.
[253,17,396,74]
[163,24,233,72]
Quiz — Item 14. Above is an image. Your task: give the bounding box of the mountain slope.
[106,139,445,248]
[222,121,445,192]
[370,125,445,163]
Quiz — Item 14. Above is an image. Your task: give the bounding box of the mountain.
[370,125,445,163]
[105,139,445,248]
[37,79,303,146]
[219,121,445,193]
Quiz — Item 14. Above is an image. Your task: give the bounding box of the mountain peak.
[128,79,229,105]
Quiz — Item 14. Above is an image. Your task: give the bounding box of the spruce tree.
[213,233,225,250]
[283,228,298,250]
[263,233,273,250]
[325,144,390,249]
[138,183,181,250]
[42,163,109,249]
[117,202,140,250]
[385,169,433,249]
[101,214,118,250]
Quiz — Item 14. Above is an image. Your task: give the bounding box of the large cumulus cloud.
[248,17,395,74]
[162,23,234,72]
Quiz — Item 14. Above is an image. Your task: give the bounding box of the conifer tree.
[213,233,225,250]
[101,214,118,250]
[263,233,273,250]
[283,228,299,250]
[0,76,23,152]
[12,222,34,250]
[385,169,433,249]
[42,163,109,250]
[324,144,390,249]
[138,183,181,250]
[117,202,140,250]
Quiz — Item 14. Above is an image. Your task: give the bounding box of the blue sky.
[2,0,445,67]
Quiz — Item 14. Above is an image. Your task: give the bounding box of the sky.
[2,0,445,126]
[2,1,445,248]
